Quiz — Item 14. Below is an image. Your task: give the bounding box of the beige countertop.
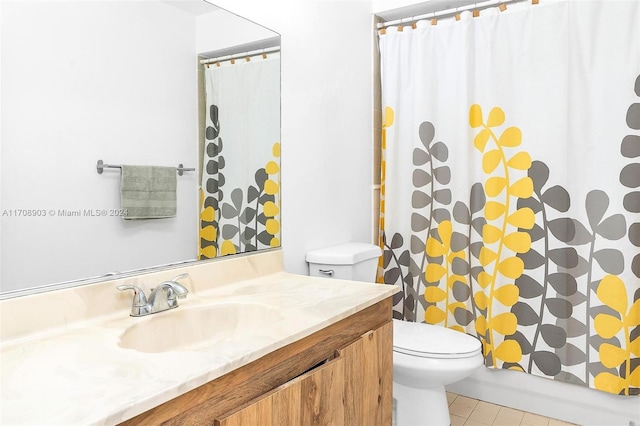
[0,250,397,425]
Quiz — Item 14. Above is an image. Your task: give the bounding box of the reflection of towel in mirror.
[120,166,177,219]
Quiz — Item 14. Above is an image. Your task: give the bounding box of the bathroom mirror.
[0,0,280,297]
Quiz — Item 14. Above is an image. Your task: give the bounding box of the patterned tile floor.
[447,392,577,426]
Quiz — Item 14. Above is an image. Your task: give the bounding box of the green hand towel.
[120,166,177,219]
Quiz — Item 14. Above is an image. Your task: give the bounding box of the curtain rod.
[377,0,538,28]
[200,46,280,65]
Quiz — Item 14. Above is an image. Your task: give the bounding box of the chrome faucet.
[117,273,190,317]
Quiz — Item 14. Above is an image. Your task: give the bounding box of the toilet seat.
[393,319,482,359]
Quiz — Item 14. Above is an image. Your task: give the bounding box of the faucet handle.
[169,273,190,299]
[157,280,189,299]
[171,273,189,282]
[117,284,150,317]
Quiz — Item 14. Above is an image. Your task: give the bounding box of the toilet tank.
[306,243,382,282]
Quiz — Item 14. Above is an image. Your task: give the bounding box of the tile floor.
[447,392,577,426]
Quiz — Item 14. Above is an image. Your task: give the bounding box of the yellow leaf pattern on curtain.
[467,105,533,367]
[199,141,281,258]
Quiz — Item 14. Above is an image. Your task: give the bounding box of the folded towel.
[120,166,177,219]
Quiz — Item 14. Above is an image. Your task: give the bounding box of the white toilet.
[393,319,483,426]
[307,243,484,426]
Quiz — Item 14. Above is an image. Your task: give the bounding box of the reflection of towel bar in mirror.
[96,160,195,176]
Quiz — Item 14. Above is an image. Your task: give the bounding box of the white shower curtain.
[378,0,640,395]
[199,53,281,258]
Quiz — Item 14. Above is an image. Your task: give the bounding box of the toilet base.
[393,381,450,426]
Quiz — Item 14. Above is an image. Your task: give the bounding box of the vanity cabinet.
[216,323,390,425]
[119,297,392,426]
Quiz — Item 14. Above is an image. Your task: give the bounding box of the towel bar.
[96,160,195,176]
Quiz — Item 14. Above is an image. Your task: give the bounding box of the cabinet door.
[337,320,392,425]
[296,357,345,425]
[216,357,345,426]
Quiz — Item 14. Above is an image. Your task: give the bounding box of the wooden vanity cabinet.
[216,322,391,425]
[120,297,392,426]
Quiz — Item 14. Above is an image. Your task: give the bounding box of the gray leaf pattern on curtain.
[381,76,640,395]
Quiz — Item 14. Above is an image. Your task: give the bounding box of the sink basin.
[118,302,284,353]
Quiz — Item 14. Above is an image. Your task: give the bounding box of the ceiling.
[376,0,480,21]
[160,0,219,16]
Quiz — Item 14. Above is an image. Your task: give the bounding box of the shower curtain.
[199,53,281,259]
[378,0,639,396]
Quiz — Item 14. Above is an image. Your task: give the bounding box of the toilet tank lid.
[305,243,382,265]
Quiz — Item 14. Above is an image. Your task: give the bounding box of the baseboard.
[446,367,639,426]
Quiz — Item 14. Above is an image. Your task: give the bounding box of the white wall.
[1,1,199,292]
[211,0,376,276]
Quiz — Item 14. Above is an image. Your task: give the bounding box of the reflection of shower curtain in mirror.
[200,53,281,259]
[378,0,639,396]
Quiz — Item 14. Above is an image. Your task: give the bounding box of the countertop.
[0,250,397,425]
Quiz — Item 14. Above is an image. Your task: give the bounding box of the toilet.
[307,243,484,426]
[393,319,483,426]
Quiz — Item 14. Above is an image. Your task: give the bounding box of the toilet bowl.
[306,243,483,426]
[393,319,484,426]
